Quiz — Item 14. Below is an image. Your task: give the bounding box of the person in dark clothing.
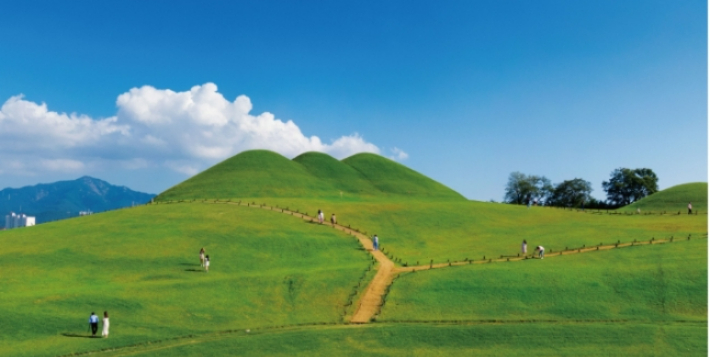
[89,312,99,336]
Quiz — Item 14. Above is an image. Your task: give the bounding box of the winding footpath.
[165,200,705,324]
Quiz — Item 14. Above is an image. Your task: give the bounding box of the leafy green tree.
[602,168,659,206]
[504,172,553,205]
[548,178,593,208]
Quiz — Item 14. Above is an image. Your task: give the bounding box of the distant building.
[79,211,93,216]
[4,212,36,229]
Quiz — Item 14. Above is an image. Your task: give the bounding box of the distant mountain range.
[0,176,155,227]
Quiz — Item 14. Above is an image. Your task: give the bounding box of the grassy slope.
[244,198,708,265]
[109,323,706,357]
[0,203,370,357]
[293,152,381,196]
[342,153,465,200]
[379,239,707,322]
[157,150,466,201]
[619,182,708,213]
[157,150,337,200]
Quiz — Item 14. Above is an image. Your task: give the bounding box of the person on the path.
[89,312,99,337]
[527,199,531,209]
[522,240,527,255]
[199,247,206,267]
[372,235,379,251]
[331,213,337,225]
[204,255,210,272]
[318,210,324,224]
[688,202,693,214]
[102,311,110,338]
[535,246,545,259]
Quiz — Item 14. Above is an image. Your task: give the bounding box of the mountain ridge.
[0,176,155,226]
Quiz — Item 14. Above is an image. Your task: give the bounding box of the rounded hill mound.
[619,182,707,213]
[342,153,464,199]
[157,150,465,201]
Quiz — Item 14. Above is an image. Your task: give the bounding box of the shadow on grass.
[62,333,97,338]
[184,269,204,272]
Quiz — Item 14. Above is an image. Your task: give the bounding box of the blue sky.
[0,0,706,200]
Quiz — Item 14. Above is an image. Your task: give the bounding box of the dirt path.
[158,200,706,323]
[393,237,699,273]
[219,201,397,324]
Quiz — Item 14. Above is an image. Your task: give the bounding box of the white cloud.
[0,83,394,178]
[389,147,409,161]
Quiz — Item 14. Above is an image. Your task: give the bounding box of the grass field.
[619,182,708,213]
[379,238,707,323]
[95,323,707,357]
[222,197,707,265]
[0,203,370,357]
[1,150,706,356]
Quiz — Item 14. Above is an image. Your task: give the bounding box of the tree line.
[503,168,659,209]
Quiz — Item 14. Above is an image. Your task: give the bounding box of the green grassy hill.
[158,150,465,201]
[292,152,380,195]
[0,203,370,357]
[380,239,707,323]
[619,182,708,213]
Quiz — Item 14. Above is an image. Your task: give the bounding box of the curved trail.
[190,201,395,323]
[162,200,705,323]
[65,200,705,357]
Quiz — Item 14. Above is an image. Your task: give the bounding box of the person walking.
[199,247,206,267]
[89,312,99,337]
[535,246,545,259]
[330,213,337,225]
[372,235,379,251]
[101,311,110,338]
[204,255,210,272]
[522,240,527,255]
[688,202,692,214]
[318,210,324,224]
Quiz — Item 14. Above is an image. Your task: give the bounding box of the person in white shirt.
[688,202,693,214]
[89,312,99,337]
[535,246,545,259]
[205,255,210,272]
[522,240,527,255]
[318,210,324,224]
[102,311,110,338]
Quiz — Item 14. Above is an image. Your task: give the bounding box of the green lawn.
[379,239,707,323]
[101,323,707,357]
[619,182,708,213]
[230,198,707,265]
[0,203,370,357]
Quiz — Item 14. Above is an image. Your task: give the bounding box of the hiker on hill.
[372,235,379,251]
[535,246,545,259]
[331,213,337,225]
[199,247,206,267]
[89,312,99,336]
[318,210,324,224]
[204,255,210,272]
[522,240,527,255]
[102,311,110,338]
[688,202,692,214]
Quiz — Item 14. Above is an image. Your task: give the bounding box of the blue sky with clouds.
[0,0,706,200]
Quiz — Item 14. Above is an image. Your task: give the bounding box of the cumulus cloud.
[0,83,397,177]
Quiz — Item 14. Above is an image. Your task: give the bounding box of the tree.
[504,172,553,205]
[548,178,593,208]
[602,168,659,206]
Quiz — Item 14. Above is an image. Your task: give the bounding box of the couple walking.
[88,311,109,338]
[199,247,210,272]
[317,210,336,225]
